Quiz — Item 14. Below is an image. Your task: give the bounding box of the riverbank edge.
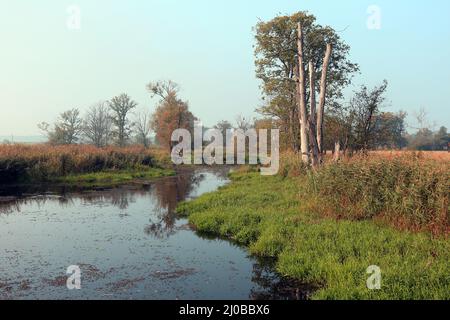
[176,169,450,300]
[55,167,176,186]
[1,167,176,189]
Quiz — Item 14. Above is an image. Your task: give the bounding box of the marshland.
[1,4,449,301]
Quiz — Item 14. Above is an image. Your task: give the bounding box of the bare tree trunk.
[316,43,332,156]
[333,141,341,162]
[308,61,320,168]
[289,105,297,151]
[297,22,309,164]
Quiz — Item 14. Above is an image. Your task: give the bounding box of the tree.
[134,109,152,148]
[296,21,332,166]
[147,80,180,101]
[434,126,449,150]
[83,102,112,147]
[407,126,449,151]
[408,128,435,151]
[109,94,138,147]
[235,114,252,131]
[214,120,233,146]
[347,80,389,152]
[322,111,350,159]
[296,22,310,164]
[374,111,408,149]
[316,43,332,155]
[254,12,358,153]
[214,120,232,135]
[38,108,83,145]
[148,81,197,151]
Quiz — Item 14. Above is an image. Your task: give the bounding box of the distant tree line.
[38,93,142,147]
[37,83,196,149]
[36,78,274,152]
[406,126,449,151]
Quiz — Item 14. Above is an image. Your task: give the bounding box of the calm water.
[0,168,308,300]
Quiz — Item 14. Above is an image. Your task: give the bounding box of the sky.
[0,0,449,137]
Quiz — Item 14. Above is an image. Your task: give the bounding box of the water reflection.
[146,172,206,238]
[0,170,206,239]
[0,167,309,300]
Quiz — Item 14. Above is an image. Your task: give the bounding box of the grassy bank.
[56,168,175,186]
[0,144,173,185]
[177,157,449,300]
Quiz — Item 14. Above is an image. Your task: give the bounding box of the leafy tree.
[148,81,196,151]
[347,80,389,151]
[434,126,449,150]
[254,11,358,151]
[374,111,408,149]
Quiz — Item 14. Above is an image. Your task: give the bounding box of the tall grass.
[279,150,309,177]
[0,144,171,184]
[301,153,449,235]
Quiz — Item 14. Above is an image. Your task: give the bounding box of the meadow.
[0,144,173,185]
[177,151,450,299]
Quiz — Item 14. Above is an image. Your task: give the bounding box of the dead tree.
[308,61,320,167]
[333,141,341,162]
[316,43,332,156]
[296,22,309,164]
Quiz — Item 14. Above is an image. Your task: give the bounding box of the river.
[0,168,308,300]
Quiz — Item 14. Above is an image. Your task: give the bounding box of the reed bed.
[0,144,171,184]
[297,152,449,235]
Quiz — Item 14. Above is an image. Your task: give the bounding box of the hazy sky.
[1,0,449,136]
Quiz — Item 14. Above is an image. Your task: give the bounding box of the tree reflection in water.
[145,172,205,238]
[0,170,207,239]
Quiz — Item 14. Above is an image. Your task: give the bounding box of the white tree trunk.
[297,22,309,164]
[334,141,341,162]
[308,61,320,167]
[316,43,332,156]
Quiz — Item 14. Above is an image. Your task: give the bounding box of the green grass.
[56,168,175,186]
[176,171,450,300]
